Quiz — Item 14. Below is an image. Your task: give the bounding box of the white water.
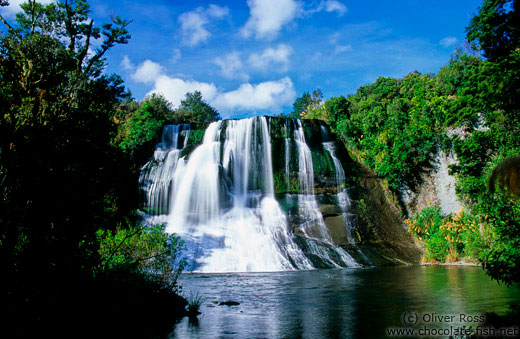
[141,117,359,272]
[139,124,189,216]
[284,122,291,191]
[164,117,312,272]
[292,120,358,267]
[322,131,371,264]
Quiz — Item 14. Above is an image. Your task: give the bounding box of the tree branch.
[77,19,93,72]
[64,0,76,53]
[102,227,142,271]
[0,13,18,37]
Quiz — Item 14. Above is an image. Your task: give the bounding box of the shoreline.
[420,261,480,267]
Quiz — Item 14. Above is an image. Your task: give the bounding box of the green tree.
[290,89,323,118]
[466,0,519,61]
[290,91,311,118]
[322,96,350,130]
[0,1,173,335]
[174,90,220,127]
[117,94,178,168]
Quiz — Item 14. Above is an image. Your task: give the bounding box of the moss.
[187,129,205,146]
[311,147,336,178]
[273,171,301,194]
[180,128,205,158]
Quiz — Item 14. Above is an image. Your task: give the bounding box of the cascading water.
[292,120,358,268]
[320,123,371,264]
[140,117,361,272]
[139,124,190,217]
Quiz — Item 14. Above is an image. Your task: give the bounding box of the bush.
[97,224,186,290]
[406,206,484,263]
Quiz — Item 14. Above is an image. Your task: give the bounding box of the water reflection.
[172,266,520,338]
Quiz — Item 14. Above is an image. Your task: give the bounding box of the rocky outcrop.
[400,149,463,217]
[267,118,422,265]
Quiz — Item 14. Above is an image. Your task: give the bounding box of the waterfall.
[140,117,360,272]
[293,120,358,268]
[321,123,371,264]
[284,122,291,191]
[322,141,358,244]
[164,117,312,272]
[139,124,190,216]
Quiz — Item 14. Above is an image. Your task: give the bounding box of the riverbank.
[421,260,480,266]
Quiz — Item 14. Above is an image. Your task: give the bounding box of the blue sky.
[1,0,481,118]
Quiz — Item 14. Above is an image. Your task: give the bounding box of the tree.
[0,1,137,334]
[290,89,323,118]
[322,96,350,130]
[466,0,519,61]
[290,92,311,118]
[174,91,220,126]
[118,94,176,163]
[9,0,131,76]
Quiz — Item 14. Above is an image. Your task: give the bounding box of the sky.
[1,0,481,118]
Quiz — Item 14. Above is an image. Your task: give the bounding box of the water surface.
[173,266,520,338]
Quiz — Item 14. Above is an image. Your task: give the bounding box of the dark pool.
[171,266,520,338]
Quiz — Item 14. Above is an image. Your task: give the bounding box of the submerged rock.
[219,301,240,306]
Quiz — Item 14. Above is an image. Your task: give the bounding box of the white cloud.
[319,0,347,16]
[179,4,229,46]
[121,55,135,71]
[171,49,182,63]
[132,60,163,84]
[328,32,351,55]
[0,0,53,16]
[206,4,229,18]
[334,44,352,54]
[213,52,249,81]
[241,0,300,40]
[212,77,295,112]
[151,75,219,108]
[240,0,346,40]
[248,44,293,72]
[440,37,457,48]
[329,32,341,45]
[305,0,347,16]
[131,59,295,116]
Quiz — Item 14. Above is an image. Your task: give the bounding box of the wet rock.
[219,301,240,306]
[323,215,347,244]
[319,204,341,217]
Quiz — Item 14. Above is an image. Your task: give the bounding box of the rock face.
[400,149,463,217]
[139,117,421,272]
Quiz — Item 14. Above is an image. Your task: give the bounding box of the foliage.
[466,0,519,61]
[325,73,442,191]
[290,89,323,118]
[174,91,220,127]
[0,1,188,334]
[0,0,131,284]
[406,206,484,263]
[290,92,311,118]
[489,156,520,196]
[473,190,520,286]
[186,292,204,318]
[97,224,186,290]
[118,93,175,160]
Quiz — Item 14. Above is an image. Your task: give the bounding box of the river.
[172,266,520,338]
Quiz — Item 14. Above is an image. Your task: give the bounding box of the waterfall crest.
[140,117,361,272]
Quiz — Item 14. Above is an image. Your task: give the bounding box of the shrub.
[406,206,484,263]
[97,224,186,290]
